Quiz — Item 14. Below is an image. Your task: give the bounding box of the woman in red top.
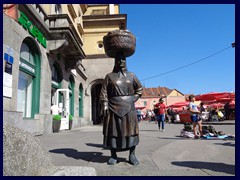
[155,98,166,131]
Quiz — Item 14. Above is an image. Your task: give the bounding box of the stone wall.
[3,123,57,175]
[3,122,97,176]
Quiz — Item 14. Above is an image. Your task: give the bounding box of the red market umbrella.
[215,98,233,103]
[195,92,229,101]
[195,92,231,101]
[168,101,189,108]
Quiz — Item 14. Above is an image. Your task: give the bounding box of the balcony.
[47,14,86,70]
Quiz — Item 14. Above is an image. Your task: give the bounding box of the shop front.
[3,5,88,135]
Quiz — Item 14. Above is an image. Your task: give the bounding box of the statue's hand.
[103,104,109,117]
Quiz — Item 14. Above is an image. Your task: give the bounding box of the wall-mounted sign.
[3,85,12,98]
[3,72,12,98]
[18,11,47,48]
[19,61,35,74]
[52,80,59,87]
[3,46,14,98]
[4,53,14,64]
[3,72,12,87]
[5,62,12,74]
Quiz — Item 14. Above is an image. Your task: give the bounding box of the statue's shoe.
[107,157,118,165]
[129,155,140,166]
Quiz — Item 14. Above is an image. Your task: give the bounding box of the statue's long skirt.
[103,108,139,150]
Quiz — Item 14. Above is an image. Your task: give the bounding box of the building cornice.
[83,14,127,29]
[19,4,50,37]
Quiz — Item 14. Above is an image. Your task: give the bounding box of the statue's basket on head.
[103,29,136,58]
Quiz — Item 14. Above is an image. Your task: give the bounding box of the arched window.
[51,62,62,105]
[69,75,75,116]
[79,84,83,117]
[17,38,41,118]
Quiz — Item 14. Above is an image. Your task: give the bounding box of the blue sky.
[120,4,235,95]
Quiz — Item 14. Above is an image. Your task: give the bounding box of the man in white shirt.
[51,104,59,115]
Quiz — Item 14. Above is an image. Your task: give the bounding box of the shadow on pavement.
[49,148,126,163]
[140,130,161,132]
[172,161,235,175]
[86,143,104,148]
[157,136,187,140]
[214,142,235,147]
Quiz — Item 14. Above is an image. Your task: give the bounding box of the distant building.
[135,87,185,113]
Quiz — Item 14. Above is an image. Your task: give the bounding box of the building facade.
[3,4,126,135]
[135,87,185,114]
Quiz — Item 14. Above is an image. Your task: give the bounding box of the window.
[97,41,103,49]
[91,9,107,15]
[79,84,83,117]
[17,71,33,117]
[51,63,62,105]
[17,39,40,118]
[69,75,75,116]
[52,63,62,84]
[144,101,147,106]
[51,4,62,14]
[20,43,34,65]
[52,65,58,81]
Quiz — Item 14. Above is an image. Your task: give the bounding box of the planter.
[69,120,72,130]
[69,115,73,130]
[52,120,61,133]
[52,114,61,133]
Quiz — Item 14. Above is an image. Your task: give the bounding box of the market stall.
[168,101,191,123]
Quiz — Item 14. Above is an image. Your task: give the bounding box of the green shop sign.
[18,11,47,48]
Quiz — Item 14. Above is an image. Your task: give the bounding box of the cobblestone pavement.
[37,120,235,176]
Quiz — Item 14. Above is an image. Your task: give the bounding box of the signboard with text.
[3,46,14,98]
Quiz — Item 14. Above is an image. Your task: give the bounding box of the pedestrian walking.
[155,98,167,132]
[137,109,142,122]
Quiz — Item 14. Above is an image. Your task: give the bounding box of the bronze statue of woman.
[100,51,143,165]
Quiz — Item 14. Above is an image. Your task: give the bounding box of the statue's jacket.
[100,71,143,139]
